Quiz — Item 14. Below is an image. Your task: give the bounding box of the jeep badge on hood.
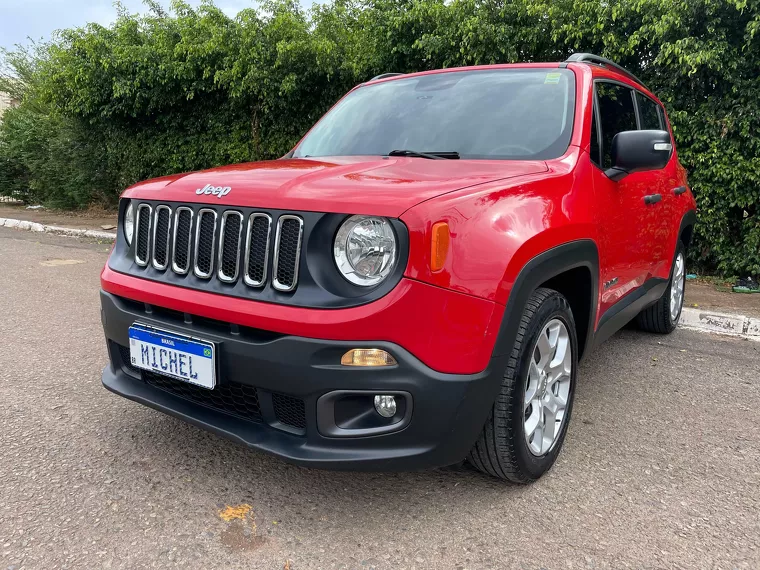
[195,184,231,198]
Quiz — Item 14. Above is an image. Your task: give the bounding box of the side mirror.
[605,130,672,181]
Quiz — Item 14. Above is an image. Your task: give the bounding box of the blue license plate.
[128,324,216,389]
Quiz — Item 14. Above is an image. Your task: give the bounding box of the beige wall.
[0,91,18,118]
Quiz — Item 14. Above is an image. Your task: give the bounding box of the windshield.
[293,68,576,160]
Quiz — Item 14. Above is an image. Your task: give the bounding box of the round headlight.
[334,215,398,286]
[124,201,134,245]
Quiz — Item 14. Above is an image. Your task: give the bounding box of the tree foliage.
[0,0,758,275]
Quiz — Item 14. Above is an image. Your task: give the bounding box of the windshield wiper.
[387,149,460,160]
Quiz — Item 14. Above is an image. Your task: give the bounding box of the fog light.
[374,395,397,418]
[340,348,397,367]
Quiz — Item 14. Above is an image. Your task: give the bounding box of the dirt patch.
[219,520,268,551]
[0,204,117,231]
[217,503,267,552]
[685,281,760,318]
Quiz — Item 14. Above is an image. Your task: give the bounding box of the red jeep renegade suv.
[100,53,696,482]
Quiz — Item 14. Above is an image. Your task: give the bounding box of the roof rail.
[370,72,404,81]
[562,53,648,89]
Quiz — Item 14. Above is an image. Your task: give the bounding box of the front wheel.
[636,242,686,334]
[468,288,578,483]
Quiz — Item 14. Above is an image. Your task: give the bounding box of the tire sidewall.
[508,295,579,480]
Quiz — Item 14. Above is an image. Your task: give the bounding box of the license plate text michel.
[128,325,216,389]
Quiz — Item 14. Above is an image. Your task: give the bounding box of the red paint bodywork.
[103,62,696,374]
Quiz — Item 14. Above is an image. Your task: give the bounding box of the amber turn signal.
[430,222,450,272]
[340,349,397,367]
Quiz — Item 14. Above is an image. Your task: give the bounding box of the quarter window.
[637,93,663,130]
[594,82,637,169]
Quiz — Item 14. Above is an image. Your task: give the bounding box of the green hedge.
[1,0,759,276]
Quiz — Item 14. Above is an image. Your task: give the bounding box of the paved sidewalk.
[0,216,116,241]
[0,204,117,232]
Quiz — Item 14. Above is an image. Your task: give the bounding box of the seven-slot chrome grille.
[132,203,304,292]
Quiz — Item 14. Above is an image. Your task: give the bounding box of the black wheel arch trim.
[678,209,697,250]
[491,239,599,362]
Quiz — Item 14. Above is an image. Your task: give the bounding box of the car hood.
[123,156,548,217]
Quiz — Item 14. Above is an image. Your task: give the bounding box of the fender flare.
[491,239,599,361]
[677,209,697,251]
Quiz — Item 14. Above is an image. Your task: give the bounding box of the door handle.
[673,186,687,195]
[644,194,662,205]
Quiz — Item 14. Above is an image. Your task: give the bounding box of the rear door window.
[595,82,637,169]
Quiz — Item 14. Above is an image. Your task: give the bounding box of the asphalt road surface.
[1,226,758,569]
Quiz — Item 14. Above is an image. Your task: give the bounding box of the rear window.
[294,69,576,161]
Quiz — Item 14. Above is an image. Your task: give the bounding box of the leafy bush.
[0,0,758,275]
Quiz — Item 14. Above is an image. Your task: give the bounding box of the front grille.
[144,371,263,423]
[130,202,304,292]
[118,343,137,372]
[272,392,307,429]
[152,206,172,270]
[218,211,243,282]
[134,204,152,266]
[272,216,304,292]
[117,343,262,424]
[113,342,306,433]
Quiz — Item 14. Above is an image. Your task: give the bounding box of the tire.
[636,241,686,334]
[468,288,578,483]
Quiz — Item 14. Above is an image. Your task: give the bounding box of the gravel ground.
[1,226,758,570]
[685,282,760,319]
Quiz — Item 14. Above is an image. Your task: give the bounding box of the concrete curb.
[0,217,116,241]
[680,307,760,341]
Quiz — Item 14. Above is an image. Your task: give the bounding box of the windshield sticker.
[544,72,562,84]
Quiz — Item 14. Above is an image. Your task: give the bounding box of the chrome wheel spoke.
[541,403,557,451]
[524,403,541,440]
[548,334,571,379]
[529,409,545,455]
[544,390,563,415]
[523,317,573,457]
[524,360,541,407]
[534,330,554,368]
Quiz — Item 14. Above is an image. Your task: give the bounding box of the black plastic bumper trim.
[316,390,413,438]
[100,290,506,470]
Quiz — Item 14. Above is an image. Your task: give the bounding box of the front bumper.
[101,291,505,470]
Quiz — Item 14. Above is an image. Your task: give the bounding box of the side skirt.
[593,277,668,348]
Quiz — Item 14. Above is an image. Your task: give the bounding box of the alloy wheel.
[670,252,685,322]
[523,318,573,456]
